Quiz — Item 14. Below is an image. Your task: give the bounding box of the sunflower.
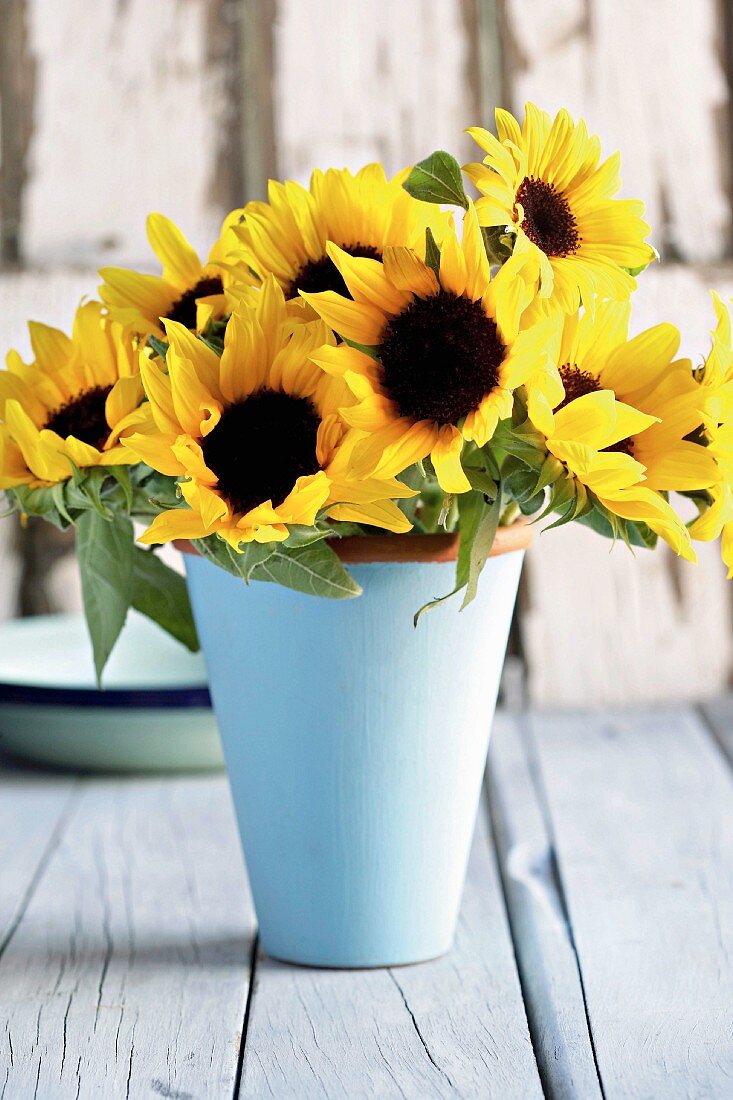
[525,299,717,494]
[688,423,733,575]
[99,210,250,339]
[234,164,450,309]
[301,203,557,493]
[0,301,144,489]
[694,291,733,423]
[122,277,415,548]
[464,103,655,314]
[688,294,733,574]
[541,390,695,560]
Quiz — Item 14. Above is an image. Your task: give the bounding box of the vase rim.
[332,522,531,563]
[174,520,531,565]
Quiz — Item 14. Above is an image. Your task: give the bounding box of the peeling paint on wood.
[272,0,478,183]
[498,0,731,262]
[22,0,231,267]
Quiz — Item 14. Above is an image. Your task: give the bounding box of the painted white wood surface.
[240,796,542,1099]
[22,0,226,267]
[501,0,730,262]
[0,770,253,1099]
[486,713,603,1100]
[526,705,733,1099]
[3,703,733,1096]
[273,0,478,182]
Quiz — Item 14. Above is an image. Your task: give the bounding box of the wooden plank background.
[0,0,731,703]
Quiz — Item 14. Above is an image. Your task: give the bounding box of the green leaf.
[460,488,502,610]
[81,468,115,518]
[576,500,657,550]
[193,535,276,581]
[131,547,199,652]
[464,466,498,498]
[76,509,134,684]
[282,524,332,548]
[131,470,181,516]
[402,151,469,209]
[413,487,501,623]
[147,335,169,360]
[480,225,514,265]
[424,226,441,278]
[9,484,73,530]
[104,465,134,513]
[252,541,361,599]
[342,337,379,359]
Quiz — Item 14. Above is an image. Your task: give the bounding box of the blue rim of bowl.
[0,682,212,709]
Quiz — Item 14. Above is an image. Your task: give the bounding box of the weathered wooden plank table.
[2,702,733,1099]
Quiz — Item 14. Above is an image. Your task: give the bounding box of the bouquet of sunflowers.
[1,103,730,680]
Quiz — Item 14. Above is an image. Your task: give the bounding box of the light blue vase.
[185,544,524,968]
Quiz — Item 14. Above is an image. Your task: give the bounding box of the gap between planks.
[485,713,604,1100]
[0,766,254,1100]
[490,704,733,1100]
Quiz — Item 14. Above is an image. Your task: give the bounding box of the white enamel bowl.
[0,611,223,772]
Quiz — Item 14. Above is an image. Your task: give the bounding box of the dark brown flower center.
[379,292,505,424]
[200,389,321,517]
[515,176,580,258]
[557,365,634,455]
[44,386,112,450]
[557,364,600,409]
[285,244,382,300]
[166,276,224,330]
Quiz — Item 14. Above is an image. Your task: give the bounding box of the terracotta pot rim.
[174,520,532,565]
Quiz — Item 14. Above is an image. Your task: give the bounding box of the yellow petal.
[138,508,209,546]
[382,247,439,297]
[5,400,69,483]
[431,424,471,493]
[300,291,387,346]
[147,212,203,289]
[121,431,183,477]
[162,320,222,398]
[28,321,73,372]
[326,243,411,314]
[167,346,222,438]
[139,355,180,435]
[279,471,331,525]
[60,435,104,469]
[329,499,412,534]
[105,375,144,427]
[439,230,467,297]
[349,418,439,480]
[98,266,173,317]
[0,370,47,425]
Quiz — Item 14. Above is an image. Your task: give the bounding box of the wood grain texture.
[0,770,253,1099]
[499,0,731,261]
[22,0,233,268]
[522,263,733,707]
[527,706,733,1099]
[239,795,542,1099]
[272,0,478,182]
[486,713,603,1099]
[0,0,36,263]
